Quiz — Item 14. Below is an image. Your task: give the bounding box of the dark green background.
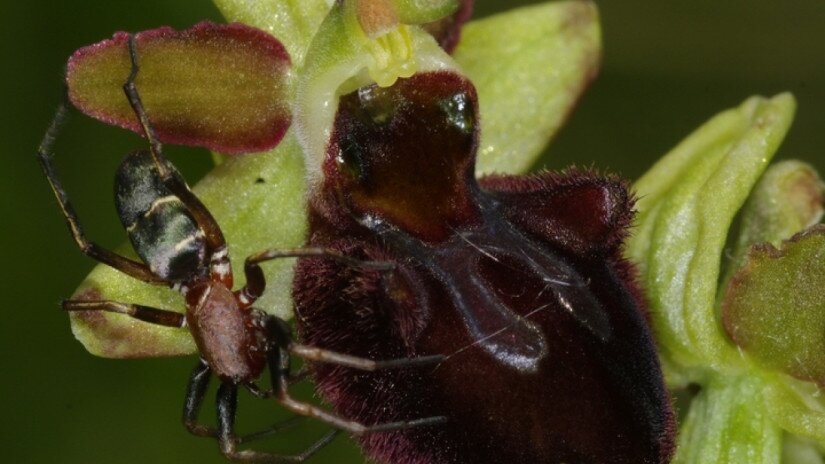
[2,1,823,463]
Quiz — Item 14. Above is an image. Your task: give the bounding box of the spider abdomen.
[114,150,207,282]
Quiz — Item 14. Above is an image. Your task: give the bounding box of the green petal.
[70,134,307,358]
[627,94,796,369]
[212,0,332,65]
[722,227,825,385]
[453,0,601,175]
[68,22,292,155]
[674,375,781,464]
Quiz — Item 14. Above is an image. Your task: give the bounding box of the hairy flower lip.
[297,69,674,464]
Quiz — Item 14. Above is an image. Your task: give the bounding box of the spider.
[36,34,445,463]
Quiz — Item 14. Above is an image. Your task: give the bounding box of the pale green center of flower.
[363,25,416,86]
[346,0,417,87]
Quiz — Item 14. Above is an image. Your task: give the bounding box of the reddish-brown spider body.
[112,149,267,384]
[184,280,270,383]
[40,31,447,463]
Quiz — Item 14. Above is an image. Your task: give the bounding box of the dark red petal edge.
[424,0,473,53]
[67,21,291,155]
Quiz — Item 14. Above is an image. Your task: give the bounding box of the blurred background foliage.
[2,1,823,463]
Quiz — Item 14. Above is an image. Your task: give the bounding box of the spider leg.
[237,247,394,309]
[267,336,446,436]
[236,417,310,445]
[242,365,310,401]
[36,101,165,284]
[289,343,444,370]
[63,299,184,327]
[217,382,336,463]
[183,360,216,438]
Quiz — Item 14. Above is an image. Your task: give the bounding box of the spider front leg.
[238,247,395,309]
[36,99,165,285]
[265,317,447,435]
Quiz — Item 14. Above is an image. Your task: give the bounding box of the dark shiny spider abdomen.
[114,150,207,283]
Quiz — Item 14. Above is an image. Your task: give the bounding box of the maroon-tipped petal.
[67,21,292,155]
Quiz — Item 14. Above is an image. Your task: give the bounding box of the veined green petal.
[212,0,332,65]
[70,134,307,358]
[453,0,601,175]
[628,94,795,369]
[674,375,781,464]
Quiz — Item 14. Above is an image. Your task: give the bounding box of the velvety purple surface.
[293,72,675,464]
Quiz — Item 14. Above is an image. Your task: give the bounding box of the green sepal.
[391,0,459,24]
[674,374,781,464]
[70,134,307,358]
[627,93,796,370]
[453,0,601,175]
[212,0,332,65]
[722,226,825,386]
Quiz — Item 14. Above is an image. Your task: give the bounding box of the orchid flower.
[57,0,825,462]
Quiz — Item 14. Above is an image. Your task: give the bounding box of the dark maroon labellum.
[294,72,675,463]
